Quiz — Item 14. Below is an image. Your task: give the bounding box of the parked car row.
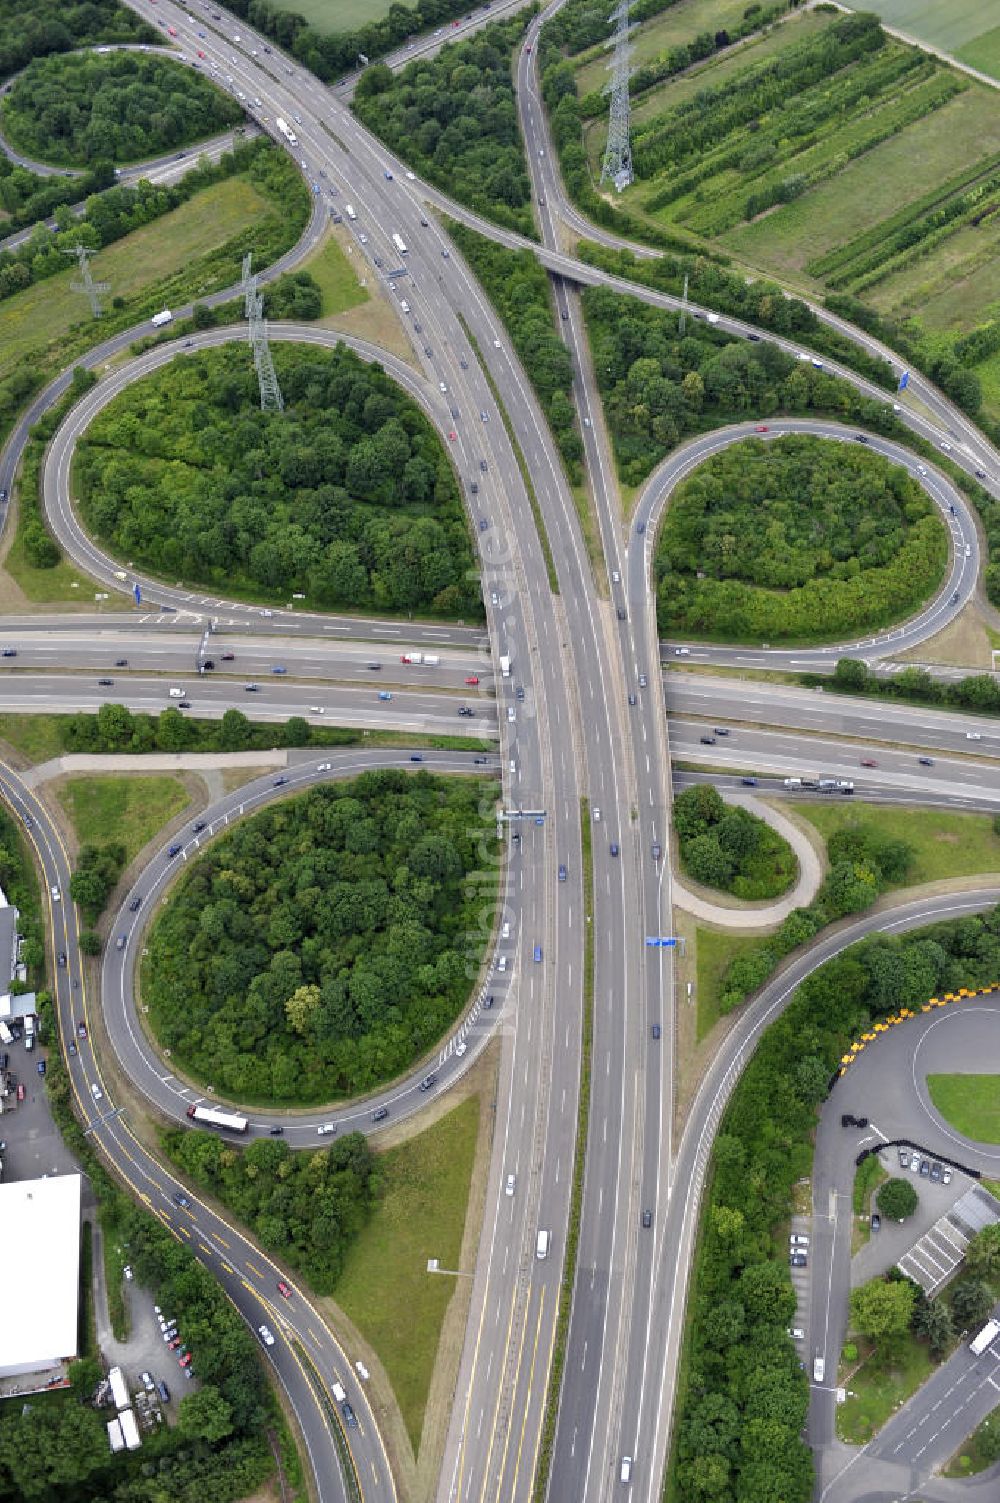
[899,1147,952,1183]
[154,1305,195,1380]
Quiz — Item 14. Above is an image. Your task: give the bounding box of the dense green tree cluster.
[448,223,580,479]
[76,343,482,618]
[0,807,46,980]
[165,1131,375,1292]
[877,1176,918,1222]
[655,435,946,643]
[0,156,116,232]
[9,702,417,758]
[673,905,1000,1502]
[673,785,796,901]
[0,0,154,82]
[145,770,499,1102]
[579,242,896,391]
[354,18,535,236]
[262,268,322,321]
[70,841,125,923]
[2,52,242,167]
[823,658,1000,717]
[584,288,896,492]
[717,818,913,1013]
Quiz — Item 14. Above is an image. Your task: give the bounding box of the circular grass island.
[74,341,484,621]
[927,1074,1000,1145]
[655,433,949,645]
[0,50,243,168]
[142,770,500,1107]
[673,784,797,901]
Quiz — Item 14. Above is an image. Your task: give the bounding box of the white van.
[620,1456,632,1483]
[168,688,184,698]
[400,299,410,314]
[497,955,507,973]
[536,1229,550,1260]
[331,1381,347,1404]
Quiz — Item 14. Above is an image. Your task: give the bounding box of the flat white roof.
[0,1175,81,1377]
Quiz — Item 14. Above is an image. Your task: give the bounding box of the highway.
[666,672,1000,756]
[4,1,1000,1501]
[0,630,489,685]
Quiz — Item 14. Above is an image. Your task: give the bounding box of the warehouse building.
[0,1174,81,1378]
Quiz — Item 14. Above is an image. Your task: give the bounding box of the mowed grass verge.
[300,231,370,317]
[837,1333,935,1444]
[857,0,999,57]
[0,176,271,387]
[695,926,768,1041]
[927,1074,1000,1145]
[55,774,191,861]
[333,1095,480,1453]
[274,0,396,31]
[795,803,1000,890]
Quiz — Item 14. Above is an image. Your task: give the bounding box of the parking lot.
[0,1036,81,1184]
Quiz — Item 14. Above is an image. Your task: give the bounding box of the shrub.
[877,1176,918,1221]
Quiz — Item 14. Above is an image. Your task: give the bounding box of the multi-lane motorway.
[4,1,1000,1501]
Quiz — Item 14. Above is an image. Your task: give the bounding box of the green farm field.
[583,5,1000,352]
[859,1,1000,75]
[576,0,764,98]
[274,0,396,31]
[723,82,1000,301]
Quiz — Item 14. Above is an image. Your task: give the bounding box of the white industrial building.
[0,1175,81,1378]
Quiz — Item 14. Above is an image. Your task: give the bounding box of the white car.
[788,1327,805,1340]
[51,884,61,902]
[455,1040,467,1057]
[966,731,982,740]
[317,762,332,772]
[505,1173,516,1197]
[593,807,601,821]
[790,1233,809,1247]
[507,707,516,722]
[359,233,369,244]
[501,921,510,939]
[258,1324,275,1347]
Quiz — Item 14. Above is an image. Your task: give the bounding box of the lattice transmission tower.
[241,253,284,413]
[62,244,110,317]
[601,0,635,193]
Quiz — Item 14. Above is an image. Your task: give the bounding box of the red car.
[16,1083,25,1102]
[167,25,177,35]
[277,1280,292,1299]
[179,1353,193,1368]
[860,758,878,768]
[755,424,769,432]
[197,49,206,57]
[448,430,457,442]
[168,1336,182,1350]
[464,676,480,685]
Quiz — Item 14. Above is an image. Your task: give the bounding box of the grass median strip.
[458,313,559,594]
[55,775,190,862]
[332,1096,480,1455]
[927,1075,1000,1145]
[533,798,593,1500]
[291,1340,361,1503]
